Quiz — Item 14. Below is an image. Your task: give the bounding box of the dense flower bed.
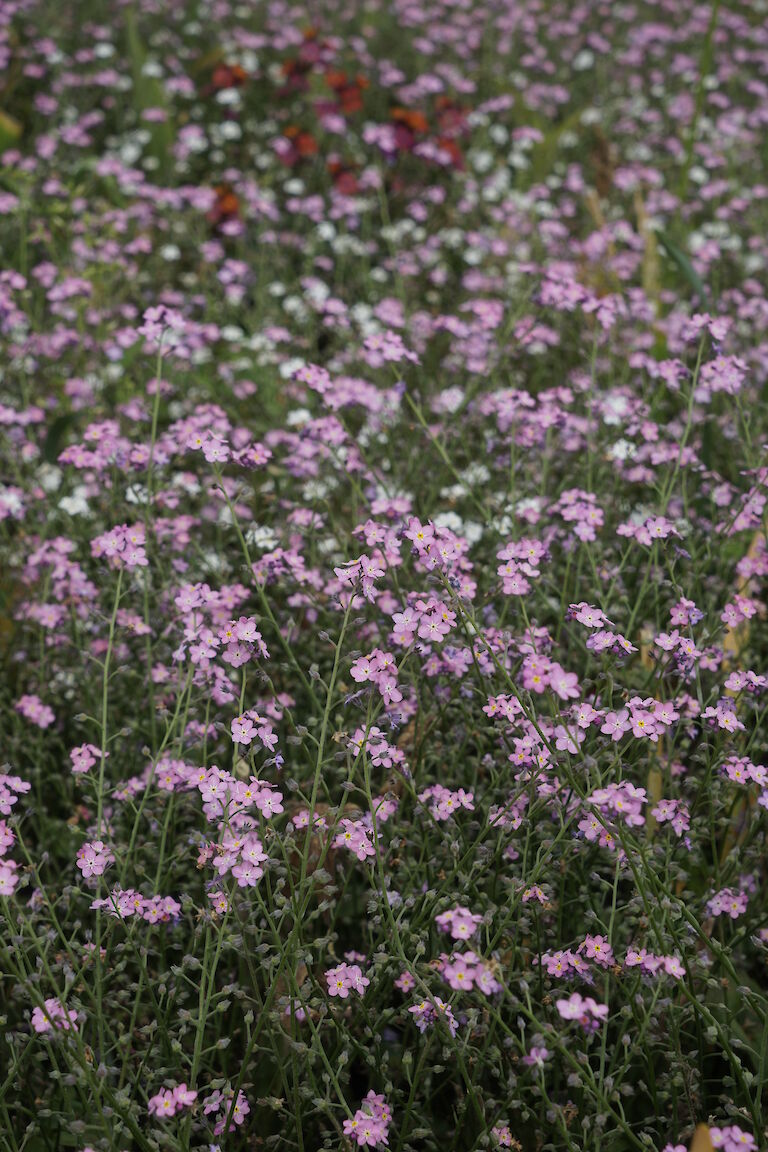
[1,1,767,1150]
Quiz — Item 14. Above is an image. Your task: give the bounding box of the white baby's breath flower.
[286,407,312,426]
[172,473,201,495]
[125,483,149,505]
[201,549,223,572]
[609,439,637,462]
[216,88,241,107]
[38,465,62,493]
[245,525,279,551]
[303,479,335,501]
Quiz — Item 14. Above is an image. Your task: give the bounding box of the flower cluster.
[90,889,181,922]
[555,993,609,1034]
[15,695,55,729]
[343,1091,392,1148]
[409,997,459,1038]
[435,905,483,940]
[147,1083,197,1119]
[91,524,148,569]
[203,1088,251,1136]
[709,1126,757,1152]
[326,962,370,999]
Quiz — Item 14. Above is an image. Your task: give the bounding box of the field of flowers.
[1,0,768,1149]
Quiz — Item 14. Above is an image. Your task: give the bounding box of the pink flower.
[710,1126,757,1152]
[343,1093,392,1148]
[31,998,78,1035]
[15,694,55,729]
[231,714,256,745]
[70,744,102,774]
[350,655,374,682]
[334,818,376,861]
[211,1089,250,1135]
[556,992,608,1033]
[549,665,580,700]
[203,438,230,464]
[580,935,614,968]
[418,785,474,821]
[0,773,31,817]
[600,710,630,740]
[232,860,264,887]
[378,675,403,705]
[409,996,458,1037]
[91,523,147,569]
[570,603,607,628]
[148,1090,178,1119]
[435,906,483,940]
[363,330,419,365]
[0,861,19,896]
[540,950,575,978]
[443,956,475,990]
[707,887,748,919]
[173,1083,197,1108]
[76,840,114,879]
[326,962,370,998]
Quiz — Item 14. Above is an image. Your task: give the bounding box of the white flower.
[59,487,89,516]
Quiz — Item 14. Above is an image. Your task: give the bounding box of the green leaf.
[124,12,175,171]
[42,412,78,463]
[0,110,22,153]
[658,231,708,303]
